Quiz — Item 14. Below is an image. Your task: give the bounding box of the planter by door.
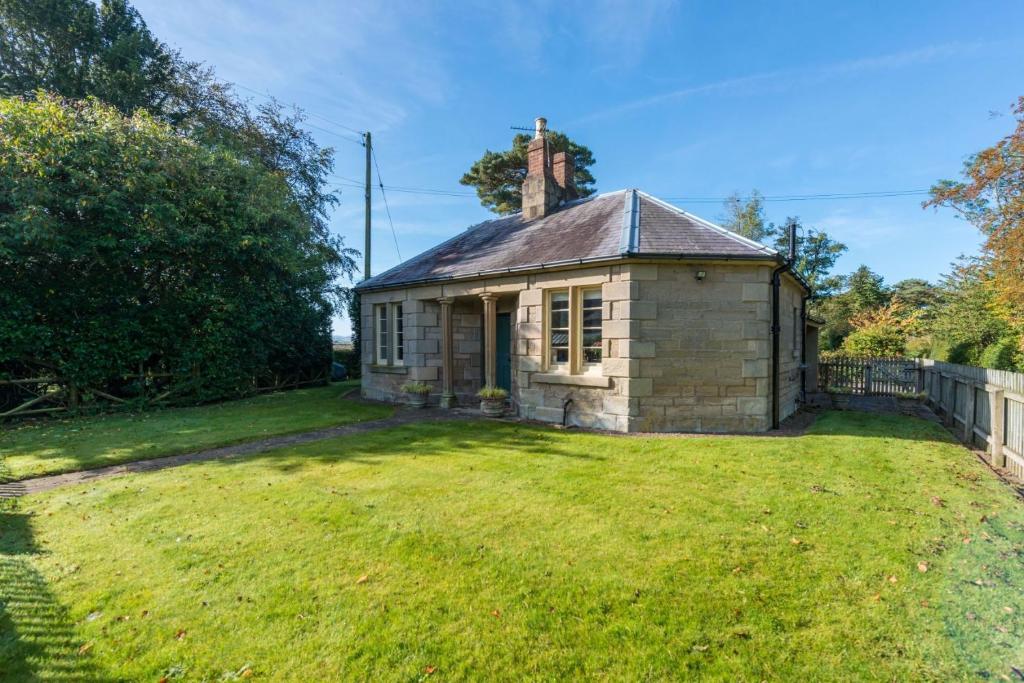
[480,398,505,417]
[408,393,427,409]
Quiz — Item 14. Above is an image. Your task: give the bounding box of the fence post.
[989,388,1006,467]
[916,360,924,394]
[864,365,872,396]
[943,378,955,427]
[962,383,976,444]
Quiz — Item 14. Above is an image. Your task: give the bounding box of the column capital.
[478,292,499,302]
[437,296,456,305]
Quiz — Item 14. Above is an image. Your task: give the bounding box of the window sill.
[533,373,611,388]
[370,365,408,375]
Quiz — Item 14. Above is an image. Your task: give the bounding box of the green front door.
[496,313,512,392]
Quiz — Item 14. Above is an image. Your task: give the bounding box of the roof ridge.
[618,189,639,254]
[635,190,779,256]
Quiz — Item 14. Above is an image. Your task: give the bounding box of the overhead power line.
[232,82,366,146]
[328,179,929,204]
[371,148,403,262]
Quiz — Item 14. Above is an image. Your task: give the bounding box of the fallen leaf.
[86,611,102,622]
[790,537,802,545]
[732,566,743,574]
[931,496,945,507]
[917,562,929,573]
[963,537,972,544]
[870,594,882,602]
[692,644,709,652]
[966,612,977,621]
[1004,606,1014,614]
[356,575,369,585]
[175,629,186,641]
[920,600,930,607]
[888,575,898,584]
[491,609,501,618]
[425,665,437,675]
[78,642,92,655]
[240,667,254,678]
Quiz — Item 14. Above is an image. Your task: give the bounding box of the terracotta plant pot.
[480,397,505,418]
[407,393,428,409]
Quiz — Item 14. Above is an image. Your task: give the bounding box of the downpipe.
[771,222,798,430]
[770,265,784,430]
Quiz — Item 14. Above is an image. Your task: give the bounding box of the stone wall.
[360,260,808,432]
[512,265,624,430]
[626,263,771,432]
[361,292,481,405]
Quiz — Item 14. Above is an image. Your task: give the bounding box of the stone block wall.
[360,260,807,432]
[512,265,625,430]
[631,263,773,432]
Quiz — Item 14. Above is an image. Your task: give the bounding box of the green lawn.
[1,411,1022,680]
[0,381,390,481]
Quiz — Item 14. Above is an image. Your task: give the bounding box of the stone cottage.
[356,118,814,432]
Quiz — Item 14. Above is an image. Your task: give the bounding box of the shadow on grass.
[0,511,101,681]
[216,420,609,475]
[0,382,387,483]
[806,409,956,444]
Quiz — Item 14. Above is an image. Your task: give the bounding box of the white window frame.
[544,287,604,375]
[374,302,404,366]
[392,303,404,366]
[547,289,571,370]
[375,304,389,364]
[579,287,603,371]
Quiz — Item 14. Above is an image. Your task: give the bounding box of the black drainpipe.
[800,295,808,404]
[770,222,798,430]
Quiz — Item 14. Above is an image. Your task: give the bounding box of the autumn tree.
[841,303,912,357]
[930,256,1011,365]
[460,130,596,215]
[926,96,1024,331]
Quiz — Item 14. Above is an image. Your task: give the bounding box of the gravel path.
[0,408,469,499]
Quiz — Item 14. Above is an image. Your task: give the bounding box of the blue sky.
[131,0,1024,335]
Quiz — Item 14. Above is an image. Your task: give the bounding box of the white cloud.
[576,41,992,123]
[134,0,450,132]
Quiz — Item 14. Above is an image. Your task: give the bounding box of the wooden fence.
[0,366,329,421]
[920,359,1024,481]
[819,357,922,396]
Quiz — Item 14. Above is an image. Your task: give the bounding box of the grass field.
[0,381,390,481]
[1,411,1022,680]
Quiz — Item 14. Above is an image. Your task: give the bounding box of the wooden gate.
[819,357,922,396]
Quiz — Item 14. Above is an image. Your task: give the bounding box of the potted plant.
[400,382,431,408]
[477,386,508,417]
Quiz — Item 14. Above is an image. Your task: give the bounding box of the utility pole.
[363,131,372,280]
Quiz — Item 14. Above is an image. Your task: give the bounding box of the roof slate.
[357,189,779,290]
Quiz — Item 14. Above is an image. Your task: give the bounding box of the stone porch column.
[439,297,456,409]
[480,293,498,388]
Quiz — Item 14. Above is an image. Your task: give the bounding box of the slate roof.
[357,189,780,291]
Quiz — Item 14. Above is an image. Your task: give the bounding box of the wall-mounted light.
[694,270,707,282]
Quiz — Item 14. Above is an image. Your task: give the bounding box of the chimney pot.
[534,117,547,139]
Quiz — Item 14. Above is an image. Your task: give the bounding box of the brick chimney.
[521,117,557,220]
[552,151,577,200]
